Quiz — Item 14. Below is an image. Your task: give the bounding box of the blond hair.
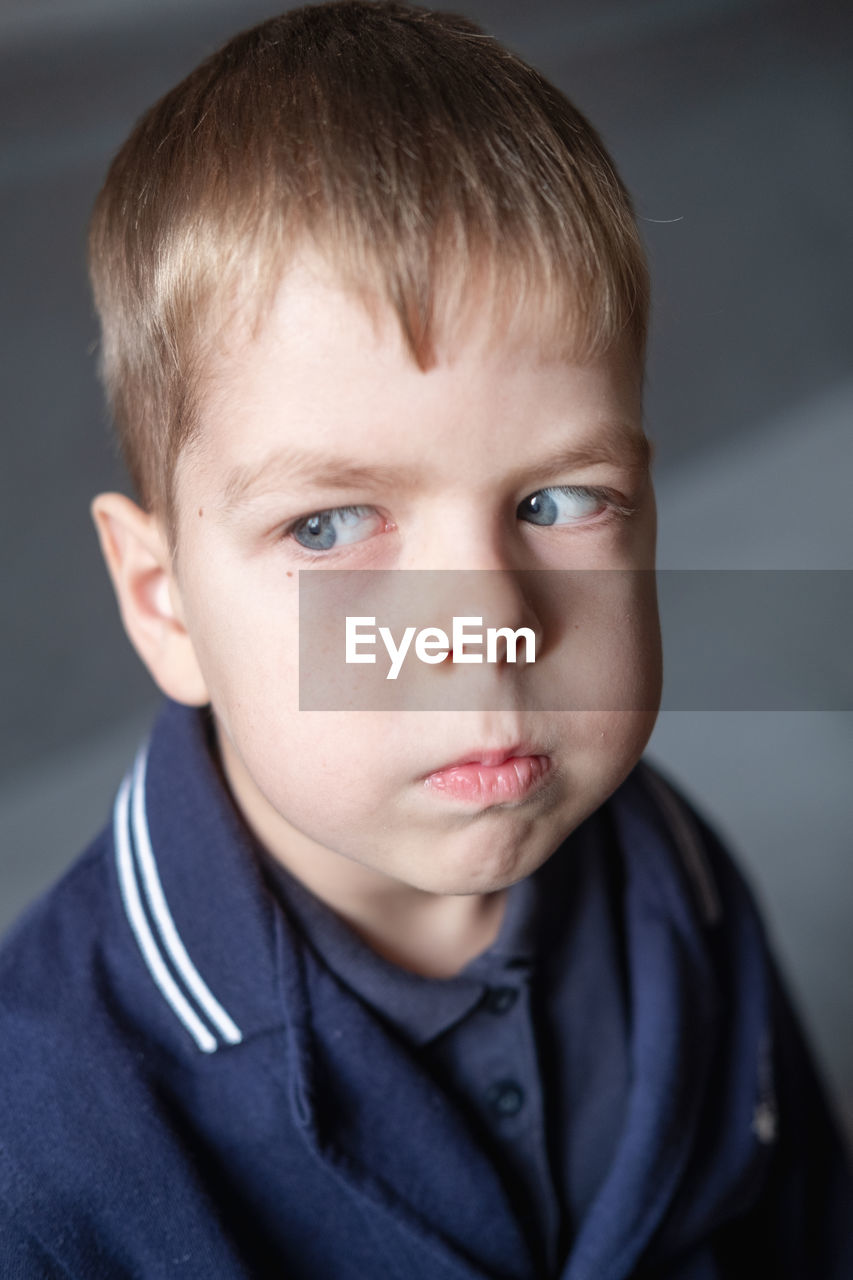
[88,1,649,555]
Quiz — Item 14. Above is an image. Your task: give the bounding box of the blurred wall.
[1,0,851,1127]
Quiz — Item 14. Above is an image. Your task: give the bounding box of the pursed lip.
[422,742,547,776]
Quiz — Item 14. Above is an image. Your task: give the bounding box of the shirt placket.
[443,959,562,1277]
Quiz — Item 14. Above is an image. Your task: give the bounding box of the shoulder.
[0,824,116,1034]
[625,759,853,1267]
[0,824,136,1210]
[612,759,787,1115]
[613,756,770,949]
[0,812,227,1270]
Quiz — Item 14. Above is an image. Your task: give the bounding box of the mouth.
[427,743,541,771]
[421,747,553,807]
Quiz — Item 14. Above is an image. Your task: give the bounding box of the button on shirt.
[260,807,630,1278]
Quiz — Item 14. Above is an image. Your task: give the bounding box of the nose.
[400,513,545,672]
[410,568,541,671]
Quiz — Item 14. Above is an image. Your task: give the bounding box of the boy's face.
[165,257,660,898]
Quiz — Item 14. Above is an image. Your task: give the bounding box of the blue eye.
[289,505,382,552]
[518,486,607,526]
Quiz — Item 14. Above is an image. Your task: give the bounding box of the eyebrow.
[218,425,652,514]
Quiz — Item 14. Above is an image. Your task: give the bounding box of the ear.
[90,492,210,707]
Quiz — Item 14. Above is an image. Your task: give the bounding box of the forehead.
[176,254,647,513]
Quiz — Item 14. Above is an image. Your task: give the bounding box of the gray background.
[1,0,852,1134]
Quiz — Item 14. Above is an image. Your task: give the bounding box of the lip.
[427,743,539,771]
[421,751,552,807]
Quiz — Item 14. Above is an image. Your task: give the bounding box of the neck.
[336,885,509,978]
[273,839,508,978]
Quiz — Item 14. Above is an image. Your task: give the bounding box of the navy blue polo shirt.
[2,696,853,1278]
[260,796,631,1274]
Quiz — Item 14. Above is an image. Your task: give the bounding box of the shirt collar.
[113,697,286,1051]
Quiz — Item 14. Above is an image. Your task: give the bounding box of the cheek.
[226,706,402,840]
[556,707,658,826]
[537,568,661,713]
[182,563,301,707]
[589,708,659,769]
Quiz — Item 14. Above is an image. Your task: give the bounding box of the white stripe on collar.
[129,747,242,1046]
[112,744,243,1052]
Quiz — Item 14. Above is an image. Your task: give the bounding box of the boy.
[0,3,850,1276]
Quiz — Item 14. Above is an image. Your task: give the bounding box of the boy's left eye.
[516,486,608,525]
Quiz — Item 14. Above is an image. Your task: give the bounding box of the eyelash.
[279,486,636,562]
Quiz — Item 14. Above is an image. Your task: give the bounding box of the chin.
[413,836,554,898]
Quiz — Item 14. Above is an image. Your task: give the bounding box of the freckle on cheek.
[198,508,203,517]
[287,571,293,578]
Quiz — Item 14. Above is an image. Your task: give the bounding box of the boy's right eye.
[286,505,384,553]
